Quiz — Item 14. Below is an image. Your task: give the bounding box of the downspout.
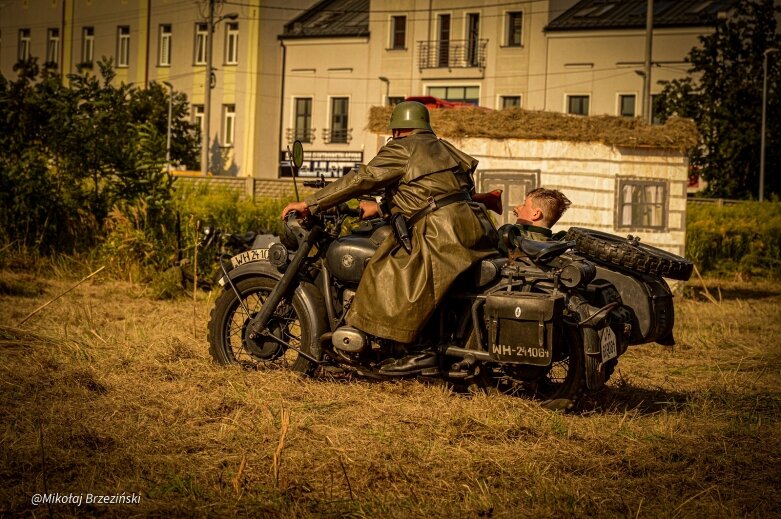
[145,0,151,87]
[278,39,287,178]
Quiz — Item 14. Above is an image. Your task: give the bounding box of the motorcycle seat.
[519,238,574,264]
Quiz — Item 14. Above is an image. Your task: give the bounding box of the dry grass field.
[1,267,780,518]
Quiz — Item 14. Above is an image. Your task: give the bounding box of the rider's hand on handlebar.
[281,201,310,220]
[359,200,380,219]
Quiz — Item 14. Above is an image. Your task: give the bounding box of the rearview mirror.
[292,140,304,169]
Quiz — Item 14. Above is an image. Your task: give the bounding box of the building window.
[387,96,405,107]
[567,95,589,115]
[618,179,668,229]
[506,12,523,46]
[294,98,313,143]
[329,97,349,144]
[501,95,521,109]
[225,22,238,65]
[82,27,94,65]
[116,26,130,67]
[477,169,539,225]
[159,24,171,66]
[193,104,204,136]
[18,28,31,61]
[222,104,236,146]
[46,28,59,66]
[619,94,636,117]
[194,23,208,65]
[428,86,480,105]
[390,15,406,49]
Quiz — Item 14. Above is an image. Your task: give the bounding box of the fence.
[172,173,316,201]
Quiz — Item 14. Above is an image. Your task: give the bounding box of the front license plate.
[599,327,617,362]
[230,248,269,268]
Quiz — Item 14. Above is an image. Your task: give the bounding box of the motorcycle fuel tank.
[326,234,378,283]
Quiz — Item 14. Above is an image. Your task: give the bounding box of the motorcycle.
[206,181,693,407]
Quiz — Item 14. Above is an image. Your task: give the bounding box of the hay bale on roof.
[368,106,698,151]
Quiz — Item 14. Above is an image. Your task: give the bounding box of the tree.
[657,0,781,199]
[0,59,200,251]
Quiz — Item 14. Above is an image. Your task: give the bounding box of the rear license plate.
[599,327,617,362]
[230,248,269,268]
[489,342,552,366]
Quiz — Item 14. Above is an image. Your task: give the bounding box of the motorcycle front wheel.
[207,276,320,375]
[467,321,586,405]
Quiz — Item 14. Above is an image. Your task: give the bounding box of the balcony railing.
[322,128,352,145]
[417,39,487,70]
[286,127,316,144]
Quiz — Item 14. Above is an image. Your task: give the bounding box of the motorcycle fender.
[218,260,282,287]
[592,265,674,345]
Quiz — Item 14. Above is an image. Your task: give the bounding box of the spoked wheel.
[207,276,320,375]
[466,321,586,406]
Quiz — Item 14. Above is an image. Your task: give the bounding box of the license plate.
[599,326,617,362]
[490,343,552,365]
[230,248,270,268]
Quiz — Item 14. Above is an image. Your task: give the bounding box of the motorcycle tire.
[467,322,586,405]
[565,227,693,281]
[207,276,320,375]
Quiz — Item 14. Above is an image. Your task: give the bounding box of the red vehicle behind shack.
[404,96,477,109]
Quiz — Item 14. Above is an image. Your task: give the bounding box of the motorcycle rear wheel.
[467,322,586,405]
[207,277,319,375]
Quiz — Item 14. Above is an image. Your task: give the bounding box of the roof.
[546,0,737,32]
[280,0,369,40]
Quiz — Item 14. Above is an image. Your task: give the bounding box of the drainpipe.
[145,0,151,87]
[278,39,287,177]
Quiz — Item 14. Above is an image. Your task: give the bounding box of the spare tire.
[564,227,693,281]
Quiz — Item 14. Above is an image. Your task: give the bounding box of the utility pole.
[164,81,173,175]
[201,0,215,176]
[643,0,654,124]
[760,48,779,202]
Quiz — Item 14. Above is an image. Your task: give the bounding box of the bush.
[686,201,781,278]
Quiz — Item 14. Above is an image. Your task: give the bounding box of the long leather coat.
[305,130,498,343]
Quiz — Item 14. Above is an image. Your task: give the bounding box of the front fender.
[218,260,282,287]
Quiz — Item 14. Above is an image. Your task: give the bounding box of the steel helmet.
[387,101,432,131]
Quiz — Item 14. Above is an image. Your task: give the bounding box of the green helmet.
[388,101,432,131]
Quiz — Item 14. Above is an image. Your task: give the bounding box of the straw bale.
[368,106,699,151]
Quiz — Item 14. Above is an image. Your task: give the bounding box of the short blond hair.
[527,188,571,227]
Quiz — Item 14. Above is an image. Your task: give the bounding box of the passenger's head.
[513,188,571,228]
[388,101,432,138]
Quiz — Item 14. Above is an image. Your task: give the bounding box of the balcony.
[322,128,352,145]
[417,39,488,75]
[286,127,316,144]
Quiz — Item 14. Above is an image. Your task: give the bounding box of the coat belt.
[407,191,472,227]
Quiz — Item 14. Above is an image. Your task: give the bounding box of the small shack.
[369,107,698,257]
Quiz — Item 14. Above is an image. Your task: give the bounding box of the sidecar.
[563,227,693,348]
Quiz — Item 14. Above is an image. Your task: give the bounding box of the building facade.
[0,0,311,178]
[2,0,733,184]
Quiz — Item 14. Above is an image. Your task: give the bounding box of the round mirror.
[292,140,304,169]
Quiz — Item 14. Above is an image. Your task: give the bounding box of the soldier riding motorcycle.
[206,102,693,407]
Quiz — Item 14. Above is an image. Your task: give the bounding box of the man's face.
[513,196,538,224]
